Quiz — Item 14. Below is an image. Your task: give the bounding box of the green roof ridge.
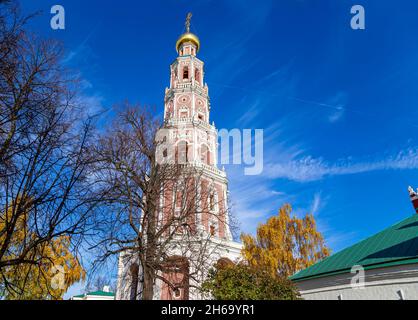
[291,214,418,281]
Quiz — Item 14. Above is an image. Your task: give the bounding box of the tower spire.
[409,186,418,214]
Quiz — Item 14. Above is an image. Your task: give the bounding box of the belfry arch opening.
[183,66,189,80]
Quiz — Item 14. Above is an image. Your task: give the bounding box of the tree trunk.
[142,195,157,300]
[142,267,154,300]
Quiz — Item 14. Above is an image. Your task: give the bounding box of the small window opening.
[173,288,181,299]
[210,225,216,236]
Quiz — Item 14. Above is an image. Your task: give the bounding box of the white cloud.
[264,148,418,182]
[271,190,286,196]
[75,93,106,117]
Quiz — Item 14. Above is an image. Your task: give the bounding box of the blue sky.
[20,0,418,295]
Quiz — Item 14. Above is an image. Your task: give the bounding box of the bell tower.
[116,14,243,301]
[162,13,233,239]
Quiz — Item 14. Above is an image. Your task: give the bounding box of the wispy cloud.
[290,91,348,123]
[310,192,322,214]
[63,22,101,65]
[205,1,274,98]
[226,165,292,235]
[76,93,106,117]
[327,92,347,123]
[236,99,261,126]
[328,107,344,123]
[264,148,418,182]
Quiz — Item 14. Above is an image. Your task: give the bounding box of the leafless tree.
[86,274,116,293]
[0,2,101,297]
[90,105,234,300]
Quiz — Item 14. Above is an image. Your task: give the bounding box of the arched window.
[129,263,139,300]
[183,66,189,80]
[209,191,218,212]
[162,256,190,300]
[195,68,200,83]
[200,144,210,164]
[176,141,189,164]
[206,148,211,165]
[210,225,216,236]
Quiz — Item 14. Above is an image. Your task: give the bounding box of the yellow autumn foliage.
[0,199,86,299]
[241,204,330,278]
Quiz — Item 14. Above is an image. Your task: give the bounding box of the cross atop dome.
[185,12,192,33]
[176,12,200,55]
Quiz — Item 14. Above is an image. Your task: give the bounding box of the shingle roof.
[291,214,418,282]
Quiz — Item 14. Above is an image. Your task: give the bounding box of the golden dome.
[176,32,200,53]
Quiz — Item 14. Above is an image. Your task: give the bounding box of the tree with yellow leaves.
[241,204,330,278]
[0,3,97,300]
[0,202,86,299]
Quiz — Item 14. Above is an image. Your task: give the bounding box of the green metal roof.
[86,290,115,297]
[291,214,418,282]
[73,290,115,298]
